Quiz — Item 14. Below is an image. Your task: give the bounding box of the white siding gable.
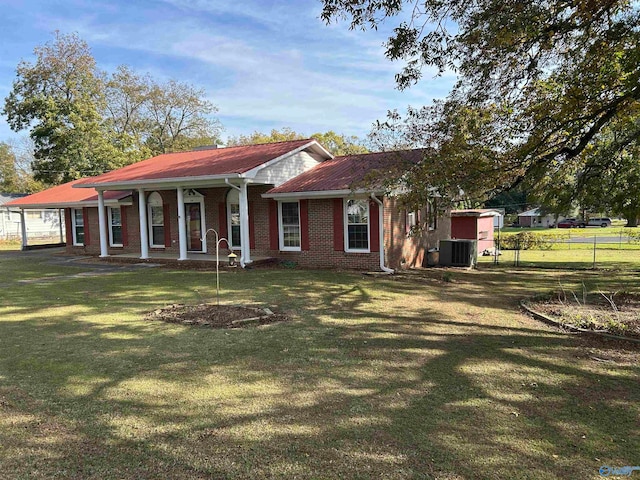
[252,151,322,187]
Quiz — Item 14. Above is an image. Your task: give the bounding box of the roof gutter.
[370,193,394,274]
[75,173,243,189]
[4,199,132,209]
[262,188,384,200]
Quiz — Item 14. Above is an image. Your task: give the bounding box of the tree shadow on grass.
[0,262,638,478]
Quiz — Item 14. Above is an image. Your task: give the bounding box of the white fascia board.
[262,188,383,201]
[8,199,130,209]
[478,210,502,217]
[518,208,540,217]
[451,211,500,218]
[74,173,243,190]
[307,141,334,160]
[243,141,333,180]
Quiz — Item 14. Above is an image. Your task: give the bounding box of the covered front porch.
[90,181,258,267]
[100,250,277,268]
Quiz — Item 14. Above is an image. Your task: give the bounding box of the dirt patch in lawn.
[531,292,640,339]
[146,303,288,328]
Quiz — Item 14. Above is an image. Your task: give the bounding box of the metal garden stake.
[202,229,230,305]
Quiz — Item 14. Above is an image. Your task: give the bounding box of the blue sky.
[0,0,455,144]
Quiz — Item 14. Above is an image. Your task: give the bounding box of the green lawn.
[0,240,21,251]
[0,252,638,479]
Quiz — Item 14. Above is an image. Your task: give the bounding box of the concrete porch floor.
[102,252,277,268]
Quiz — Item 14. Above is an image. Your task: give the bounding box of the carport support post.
[138,188,149,259]
[19,209,27,250]
[97,190,109,258]
[177,187,188,261]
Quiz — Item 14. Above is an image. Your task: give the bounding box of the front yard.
[0,251,638,479]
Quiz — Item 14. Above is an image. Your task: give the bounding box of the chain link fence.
[482,229,640,270]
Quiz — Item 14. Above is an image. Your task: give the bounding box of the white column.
[177,187,188,261]
[97,191,109,257]
[371,194,394,274]
[138,188,149,259]
[239,180,251,264]
[19,209,27,250]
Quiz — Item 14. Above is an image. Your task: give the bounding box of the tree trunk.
[621,208,640,227]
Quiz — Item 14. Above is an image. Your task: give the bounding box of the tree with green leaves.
[321,1,640,216]
[143,79,221,155]
[3,32,127,184]
[226,127,368,156]
[484,185,528,215]
[3,32,221,185]
[0,140,44,193]
[226,127,303,147]
[0,143,20,193]
[104,66,222,157]
[577,124,640,226]
[312,131,369,156]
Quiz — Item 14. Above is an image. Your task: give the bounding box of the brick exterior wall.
[259,198,380,270]
[66,188,451,271]
[384,197,451,269]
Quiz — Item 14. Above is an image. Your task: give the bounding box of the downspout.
[224,178,245,268]
[370,193,394,274]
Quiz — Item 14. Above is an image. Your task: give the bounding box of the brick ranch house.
[7,139,450,271]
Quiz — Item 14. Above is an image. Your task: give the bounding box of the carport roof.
[4,180,131,209]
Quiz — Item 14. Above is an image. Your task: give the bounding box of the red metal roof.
[5,179,131,208]
[266,149,425,194]
[76,139,316,186]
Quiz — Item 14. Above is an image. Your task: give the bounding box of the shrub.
[627,229,640,244]
[497,232,554,250]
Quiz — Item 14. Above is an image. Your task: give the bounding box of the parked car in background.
[587,217,612,227]
[557,218,586,228]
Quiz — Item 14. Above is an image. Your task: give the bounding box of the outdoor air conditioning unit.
[438,239,477,267]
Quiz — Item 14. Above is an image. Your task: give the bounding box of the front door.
[186,202,203,252]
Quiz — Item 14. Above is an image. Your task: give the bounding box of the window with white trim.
[406,209,419,236]
[407,210,417,229]
[72,209,84,246]
[227,189,241,249]
[108,207,123,247]
[279,201,300,251]
[345,199,369,252]
[427,199,437,231]
[147,192,165,248]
